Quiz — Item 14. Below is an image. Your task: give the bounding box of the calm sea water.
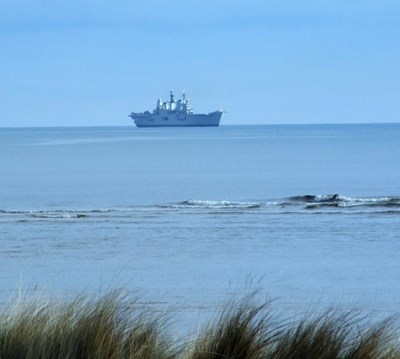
[1,124,399,326]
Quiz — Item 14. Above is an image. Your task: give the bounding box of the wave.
[1,195,399,220]
[0,209,114,219]
[158,200,263,210]
[289,194,351,203]
[287,194,400,209]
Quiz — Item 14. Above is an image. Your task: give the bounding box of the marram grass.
[0,291,399,359]
[0,291,176,359]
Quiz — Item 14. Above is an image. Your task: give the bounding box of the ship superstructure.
[129,91,223,127]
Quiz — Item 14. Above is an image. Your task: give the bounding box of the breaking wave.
[159,200,263,210]
[0,209,114,219]
[287,194,400,209]
[1,195,399,221]
[0,200,263,220]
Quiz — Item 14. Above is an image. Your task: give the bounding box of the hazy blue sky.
[1,1,399,127]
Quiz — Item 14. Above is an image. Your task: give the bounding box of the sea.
[1,124,399,329]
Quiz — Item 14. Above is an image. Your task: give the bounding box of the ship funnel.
[170,90,175,103]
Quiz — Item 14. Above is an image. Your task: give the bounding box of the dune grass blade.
[343,320,399,359]
[0,291,176,359]
[188,294,279,359]
[271,310,355,359]
[0,290,400,358]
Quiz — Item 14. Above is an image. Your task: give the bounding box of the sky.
[0,0,399,127]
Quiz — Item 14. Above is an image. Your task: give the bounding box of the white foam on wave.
[313,194,340,202]
[168,200,263,209]
[300,194,400,209]
[337,196,399,207]
[0,208,115,219]
[28,210,91,219]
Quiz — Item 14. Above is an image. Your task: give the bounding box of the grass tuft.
[0,290,175,359]
[0,290,399,359]
[187,293,278,359]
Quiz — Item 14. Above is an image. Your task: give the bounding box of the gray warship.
[129,91,223,127]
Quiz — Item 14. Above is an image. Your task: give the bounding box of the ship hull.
[131,111,222,128]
